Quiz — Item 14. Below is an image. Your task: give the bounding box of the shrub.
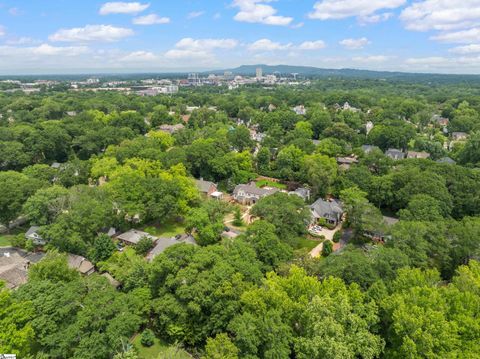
[322,240,333,257]
[140,329,155,347]
[333,231,342,243]
[135,237,154,256]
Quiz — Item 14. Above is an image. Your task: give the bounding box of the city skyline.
[1,1,480,74]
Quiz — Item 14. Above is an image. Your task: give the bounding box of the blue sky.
[0,1,480,74]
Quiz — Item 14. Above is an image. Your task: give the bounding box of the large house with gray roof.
[233,183,279,205]
[310,198,344,226]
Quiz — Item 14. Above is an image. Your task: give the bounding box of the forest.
[1,77,480,359]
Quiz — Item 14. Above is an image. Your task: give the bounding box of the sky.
[1,0,480,74]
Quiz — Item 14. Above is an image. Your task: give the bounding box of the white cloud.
[359,12,393,24]
[298,40,326,50]
[133,14,170,25]
[49,25,134,42]
[0,26,5,37]
[232,0,293,26]
[0,44,89,57]
[248,38,292,51]
[119,50,157,62]
[164,37,238,62]
[174,38,238,51]
[309,0,405,20]
[431,27,480,43]
[5,37,40,45]
[99,2,150,15]
[449,44,480,54]
[164,49,211,60]
[187,11,205,19]
[400,0,480,32]
[340,37,370,49]
[352,55,390,63]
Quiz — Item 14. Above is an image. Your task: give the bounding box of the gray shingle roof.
[195,179,216,194]
[116,229,157,245]
[233,183,279,198]
[310,198,343,222]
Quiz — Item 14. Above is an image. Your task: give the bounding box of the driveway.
[309,224,343,258]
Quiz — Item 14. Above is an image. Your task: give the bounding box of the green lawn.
[131,333,190,359]
[294,236,321,251]
[143,221,187,238]
[0,234,14,247]
[255,179,287,190]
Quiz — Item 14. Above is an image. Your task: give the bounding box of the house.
[146,234,196,262]
[452,132,468,141]
[25,226,46,246]
[289,187,311,201]
[116,229,158,246]
[292,105,307,115]
[406,151,431,159]
[268,104,277,112]
[67,254,95,275]
[310,198,344,226]
[98,227,118,238]
[361,145,380,154]
[158,124,185,134]
[233,183,279,205]
[437,157,456,165]
[51,162,62,169]
[0,248,45,289]
[385,148,405,160]
[250,129,267,142]
[66,111,77,117]
[336,156,358,169]
[101,272,121,289]
[342,102,360,112]
[195,179,218,196]
[432,115,449,127]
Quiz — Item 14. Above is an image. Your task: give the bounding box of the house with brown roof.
[67,254,95,275]
[406,151,431,159]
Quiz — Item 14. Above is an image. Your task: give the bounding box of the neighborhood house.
[233,183,279,205]
[116,229,158,246]
[146,234,196,261]
[310,198,344,226]
[67,254,95,275]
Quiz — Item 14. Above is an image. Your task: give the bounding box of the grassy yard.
[0,234,15,247]
[294,236,322,251]
[131,334,190,359]
[255,179,287,190]
[143,220,187,238]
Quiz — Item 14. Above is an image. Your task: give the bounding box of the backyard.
[142,220,187,238]
[255,179,287,190]
[131,333,190,359]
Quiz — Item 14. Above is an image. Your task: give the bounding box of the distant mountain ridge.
[208,64,480,82]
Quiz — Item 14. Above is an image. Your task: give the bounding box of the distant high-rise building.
[256,67,263,79]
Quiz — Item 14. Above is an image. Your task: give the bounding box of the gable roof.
[437,157,456,164]
[116,229,157,245]
[195,179,216,193]
[385,148,405,160]
[67,254,95,275]
[310,198,344,222]
[146,235,197,261]
[233,183,279,198]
